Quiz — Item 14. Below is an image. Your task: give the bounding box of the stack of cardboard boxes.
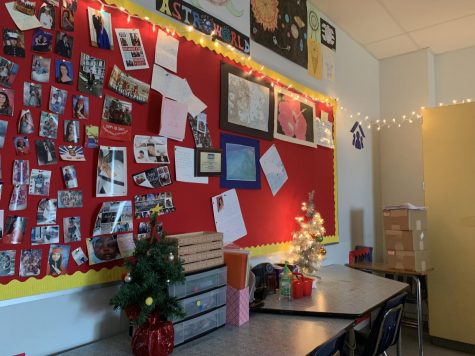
[383,208,430,272]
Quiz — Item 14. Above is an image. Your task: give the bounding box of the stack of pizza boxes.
[383,207,430,272]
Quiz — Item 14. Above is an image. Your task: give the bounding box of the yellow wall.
[423,102,475,344]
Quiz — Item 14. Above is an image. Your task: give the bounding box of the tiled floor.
[58,326,472,355]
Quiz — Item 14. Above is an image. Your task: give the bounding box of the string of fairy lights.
[95,0,473,132]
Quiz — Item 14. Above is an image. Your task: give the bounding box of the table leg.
[412,276,423,356]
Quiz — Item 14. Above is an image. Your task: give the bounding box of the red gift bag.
[131,312,174,356]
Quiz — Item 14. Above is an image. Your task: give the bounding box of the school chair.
[311,329,347,356]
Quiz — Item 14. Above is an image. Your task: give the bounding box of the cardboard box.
[386,250,431,272]
[226,286,249,326]
[383,209,427,231]
[384,230,428,251]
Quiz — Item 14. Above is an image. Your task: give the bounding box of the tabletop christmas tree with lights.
[289,191,327,276]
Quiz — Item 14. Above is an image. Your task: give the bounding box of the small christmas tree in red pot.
[110,211,185,356]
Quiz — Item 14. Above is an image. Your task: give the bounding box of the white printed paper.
[151,65,192,102]
[316,118,334,149]
[159,97,188,141]
[174,146,208,184]
[5,2,42,31]
[260,145,288,196]
[155,29,179,73]
[212,189,247,244]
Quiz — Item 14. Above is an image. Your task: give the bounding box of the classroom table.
[173,313,354,355]
[347,262,433,356]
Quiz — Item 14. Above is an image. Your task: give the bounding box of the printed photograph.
[116,233,135,258]
[137,221,151,240]
[115,28,148,70]
[92,200,133,236]
[3,216,27,244]
[39,111,58,139]
[133,135,169,164]
[88,7,113,50]
[62,165,78,188]
[47,244,70,276]
[31,225,59,245]
[31,55,51,82]
[23,82,42,107]
[62,0,77,12]
[3,29,25,57]
[100,95,132,141]
[37,198,57,225]
[14,0,36,16]
[0,120,8,148]
[49,86,67,114]
[87,236,122,265]
[96,146,127,197]
[132,166,172,189]
[18,109,34,134]
[0,250,16,277]
[32,29,53,53]
[55,32,73,58]
[78,52,106,97]
[85,125,98,148]
[72,247,88,266]
[63,216,81,242]
[64,120,80,143]
[55,59,73,85]
[108,65,150,104]
[0,89,14,117]
[19,249,42,277]
[35,139,58,165]
[134,192,176,219]
[9,184,27,211]
[12,159,29,185]
[0,56,19,88]
[72,95,88,119]
[59,145,85,161]
[14,136,30,155]
[57,190,83,208]
[60,7,74,31]
[39,2,55,30]
[29,169,52,195]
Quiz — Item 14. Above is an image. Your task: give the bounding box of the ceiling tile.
[410,15,475,54]
[312,0,404,44]
[365,35,419,59]
[380,0,475,32]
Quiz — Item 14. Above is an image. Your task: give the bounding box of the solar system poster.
[250,0,308,68]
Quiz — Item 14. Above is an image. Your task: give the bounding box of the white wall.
[0,4,381,354]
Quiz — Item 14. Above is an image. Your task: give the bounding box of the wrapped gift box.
[226,286,249,326]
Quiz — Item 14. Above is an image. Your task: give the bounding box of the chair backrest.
[312,330,347,356]
[362,292,407,356]
[348,247,372,264]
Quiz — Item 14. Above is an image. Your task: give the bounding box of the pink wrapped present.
[226,286,249,326]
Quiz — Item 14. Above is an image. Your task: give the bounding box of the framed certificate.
[195,148,222,177]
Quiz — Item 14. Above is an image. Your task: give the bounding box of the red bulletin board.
[0,0,337,297]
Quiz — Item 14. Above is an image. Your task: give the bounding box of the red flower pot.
[131,312,174,356]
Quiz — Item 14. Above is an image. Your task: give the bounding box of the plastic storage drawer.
[172,286,226,323]
[169,266,227,299]
[174,305,226,346]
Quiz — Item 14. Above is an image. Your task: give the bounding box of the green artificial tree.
[110,211,185,325]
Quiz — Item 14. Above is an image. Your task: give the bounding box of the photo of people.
[108,65,150,104]
[62,0,77,12]
[88,7,113,50]
[55,59,73,85]
[14,0,36,16]
[137,221,151,240]
[0,120,8,148]
[100,95,132,141]
[36,198,57,225]
[19,249,42,277]
[31,55,51,82]
[14,136,30,155]
[92,200,133,236]
[31,225,59,245]
[0,56,19,88]
[9,184,28,211]
[134,192,176,218]
[85,125,98,148]
[58,145,86,161]
[0,250,16,277]
[47,244,70,276]
[31,29,53,53]
[12,159,29,185]
[39,111,58,139]
[133,135,169,164]
[0,89,14,116]
[39,3,55,29]
[62,165,78,188]
[3,216,27,244]
[55,32,73,58]
[63,216,80,242]
[72,95,88,119]
[72,247,88,266]
[132,166,172,189]
[96,146,127,197]
[87,236,122,265]
[3,29,25,57]
[64,120,80,143]
[18,109,35,134]
[29,169,51,195]
[23,82,41,107]
[78,52,106,97]
[49,86,67,114]
[57,190,83,208]
[35,139,58,165]
[115,28,148,70]
[61,7,74,32]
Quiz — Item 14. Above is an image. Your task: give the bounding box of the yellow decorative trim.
[0,266,125,301]
[245,235,338,257]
